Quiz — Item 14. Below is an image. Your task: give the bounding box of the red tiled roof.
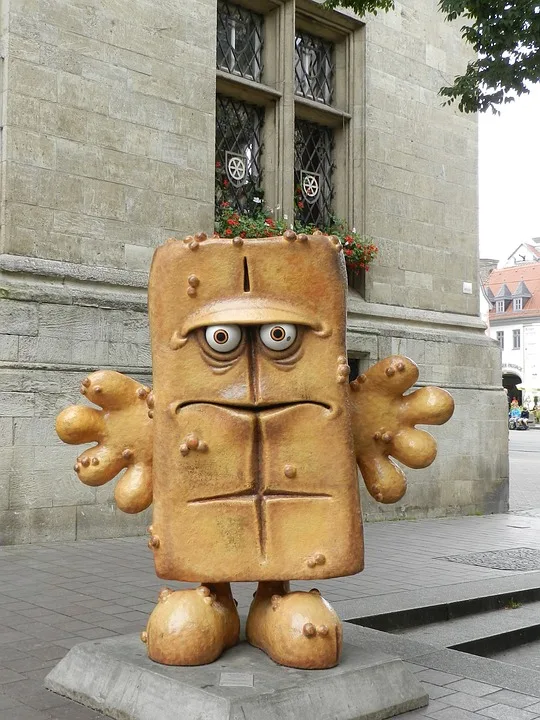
[488,263,540,320]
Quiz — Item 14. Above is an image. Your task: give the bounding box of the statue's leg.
[246,581,342,669]
[142,582,240,666]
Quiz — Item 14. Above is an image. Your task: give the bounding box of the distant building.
[487,256,540,407]
[504,241,540,266]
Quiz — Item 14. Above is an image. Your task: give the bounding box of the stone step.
[396,599,540,651]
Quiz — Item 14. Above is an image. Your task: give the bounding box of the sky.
[479,84,540,263]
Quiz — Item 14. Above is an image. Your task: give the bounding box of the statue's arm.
[56,370,153,513]
[349,356,454,503]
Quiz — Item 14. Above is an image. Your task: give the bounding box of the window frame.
[496,331,504,350]
[513,297,523,312]
[215,95,265,214]
[294,118,335,227]
[294,30,335,106]
[214,0,365,289]
[513,329,521,350]
[216,0,265,83]
[495,299,505,314]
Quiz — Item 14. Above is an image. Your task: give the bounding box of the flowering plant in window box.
[215,202,286,238]
[214,180,378,275]
[294,217,378,275]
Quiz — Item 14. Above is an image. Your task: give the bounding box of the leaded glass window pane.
[215,95,264,213]
[295,31,334,105]
[217,1,263,82]
[294,119,334,227]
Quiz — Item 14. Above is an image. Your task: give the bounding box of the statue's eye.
[260,324,297,351]
[205,325,242,353]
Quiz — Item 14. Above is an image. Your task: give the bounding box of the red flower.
[223,178,229,187]
[297,201,304,209]
[224,228,233,236]
[227,218,239,227]
[344,249,353,256]
[265,218,275,227]
[220,201,229,208]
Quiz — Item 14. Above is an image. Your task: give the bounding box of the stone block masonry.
[0,0,217,543]
[1,0,216,269]
[0,0,508,542]
[0,275,152,544]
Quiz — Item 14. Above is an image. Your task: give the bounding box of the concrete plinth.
[45,635,428,720]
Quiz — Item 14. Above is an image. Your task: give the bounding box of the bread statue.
[56,230,454,669]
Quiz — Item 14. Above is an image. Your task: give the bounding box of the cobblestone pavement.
[2,513,540,718]
[399,670,540,720]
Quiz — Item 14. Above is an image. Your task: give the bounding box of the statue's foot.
[246,582,342,669]
[141,583,240,665]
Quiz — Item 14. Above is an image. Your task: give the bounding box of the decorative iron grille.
[215,95,264,213]
[294,31,335,105]
[217,1,264,82]
[294,119,334,227]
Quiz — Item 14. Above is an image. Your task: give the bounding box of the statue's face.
[167,320,341,413]
[149,234,350,413]
[147,234,363,583]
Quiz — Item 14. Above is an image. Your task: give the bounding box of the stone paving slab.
[2,513,540,718]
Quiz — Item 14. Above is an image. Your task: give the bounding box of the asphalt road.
[509,428,540,512]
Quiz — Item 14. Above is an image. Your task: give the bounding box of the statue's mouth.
[175,400,332,414]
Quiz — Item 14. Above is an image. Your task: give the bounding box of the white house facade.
[487,260,540,407]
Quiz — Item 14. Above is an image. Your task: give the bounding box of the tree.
[323,0,540,114]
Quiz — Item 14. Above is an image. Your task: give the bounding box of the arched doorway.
[503,372,522,406]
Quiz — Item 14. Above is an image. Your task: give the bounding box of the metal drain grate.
[444,547,540,571]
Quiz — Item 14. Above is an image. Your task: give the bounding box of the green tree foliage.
[323,0,540,114]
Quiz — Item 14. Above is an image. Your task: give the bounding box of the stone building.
[0,0,507,544]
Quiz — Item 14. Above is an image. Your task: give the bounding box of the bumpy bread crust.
[55,370,153,513]
[349,355,454,504]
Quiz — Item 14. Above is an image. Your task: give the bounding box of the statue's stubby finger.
[360,355,419,396]
[115,463,153,513]
[401,386,455,425]
[358,455,407,504]
[75,446,126,486]
[56,406,105,444]
[81,370,150,411]
[392,428,437,469]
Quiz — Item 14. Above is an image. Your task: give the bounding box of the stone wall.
[363,2,479,316]
[0,0,508,544]
[355,0,508,518]
[1,0,216,267]
[0,0,216,543]
[0,271,153,543]
[347,297,508,520]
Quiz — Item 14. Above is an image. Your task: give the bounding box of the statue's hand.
[56,370,153,513]
[349,355,454,504]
